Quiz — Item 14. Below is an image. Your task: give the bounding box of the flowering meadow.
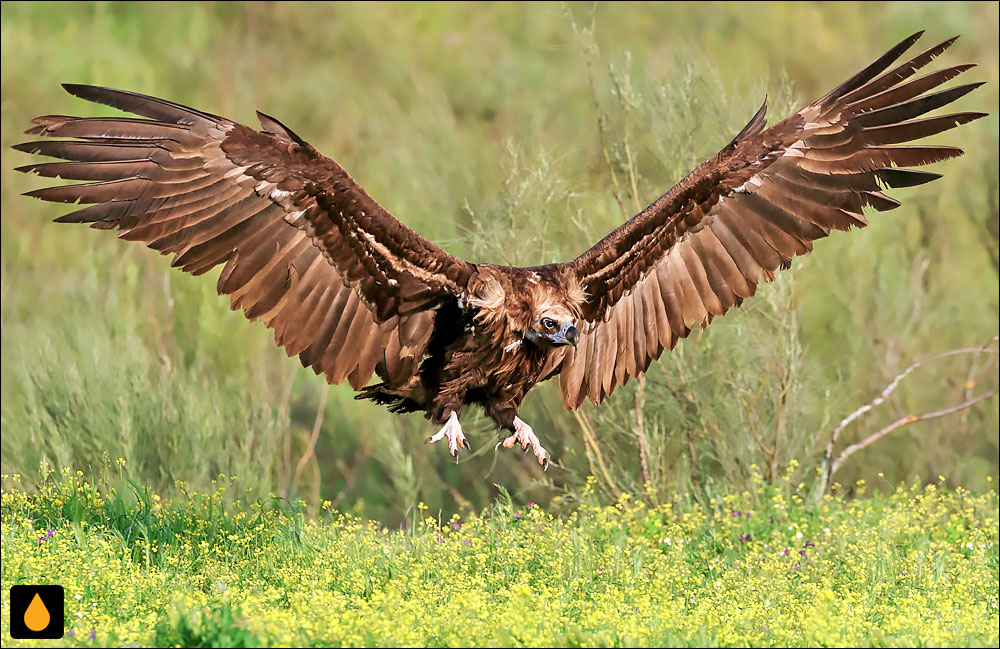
[3,2,998,525]
[2,466,997,647]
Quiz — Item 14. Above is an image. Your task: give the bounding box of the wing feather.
[555,32,983,408]
[16,84,475,390]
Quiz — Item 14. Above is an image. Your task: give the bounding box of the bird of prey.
[14,32,984,469]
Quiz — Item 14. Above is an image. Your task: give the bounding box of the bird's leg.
[425,411,470,462]
[496,416,550,470]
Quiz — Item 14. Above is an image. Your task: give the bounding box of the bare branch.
[292,386,329,496]
[962,348,998,431]
[277,365,298,498]
[814,335,998,499]
[830,337,997,447]
[633,375,651,486]
[573,409,621,499]
[829,388,997,479]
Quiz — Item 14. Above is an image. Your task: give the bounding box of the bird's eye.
[541,318,556,331]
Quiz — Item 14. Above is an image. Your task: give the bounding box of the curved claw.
[497,416,550,468]
[425,411,469,461]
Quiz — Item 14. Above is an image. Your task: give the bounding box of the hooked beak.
[548,322,579,348]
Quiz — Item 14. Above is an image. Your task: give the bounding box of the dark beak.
[563,323,579,349]
[544,321,579,348]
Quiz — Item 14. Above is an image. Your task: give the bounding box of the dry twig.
[814,336,998,499]
[829,389,997,479]
[291,386,329,496]
[634,376,651,486]
[573,409,621,499]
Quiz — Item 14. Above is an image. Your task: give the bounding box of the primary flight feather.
[15,32,984,469]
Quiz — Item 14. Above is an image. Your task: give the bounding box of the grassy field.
[1,2,998,644]
[2,467,998,647]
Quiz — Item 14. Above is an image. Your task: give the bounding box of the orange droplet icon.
[24,592,51,631]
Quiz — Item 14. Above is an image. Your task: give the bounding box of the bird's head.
[525,305,578,349]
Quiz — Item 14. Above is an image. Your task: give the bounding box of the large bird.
[14,32,984,469]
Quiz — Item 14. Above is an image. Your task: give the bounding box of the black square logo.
[9,585,64,639]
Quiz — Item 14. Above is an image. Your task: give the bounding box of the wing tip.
[875,168,943,188]
[61,83,115,103]
[903,29,926,46]
[888,30,926,57]
[817,30,931,107]
[11,141,38,155]
[61,82,93,94]
[58,83,222,125]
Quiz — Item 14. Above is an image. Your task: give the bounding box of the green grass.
[2,1,998,521]
[2,467,997,647]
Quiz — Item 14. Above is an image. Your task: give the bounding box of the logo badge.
[9,585,64,639]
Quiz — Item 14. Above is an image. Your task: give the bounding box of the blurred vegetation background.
[2,1,997,523]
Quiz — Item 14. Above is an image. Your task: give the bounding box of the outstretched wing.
[556,32,985,409]
[14,85,475,389]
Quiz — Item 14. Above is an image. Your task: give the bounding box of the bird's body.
[360,264,579,426]
[15,32,984,468]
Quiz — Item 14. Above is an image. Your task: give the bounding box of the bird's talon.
[497,416,551,469]
[426,411,468,462]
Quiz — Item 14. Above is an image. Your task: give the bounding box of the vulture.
[14,32,984,469]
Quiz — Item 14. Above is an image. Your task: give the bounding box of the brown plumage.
[14,32,985,468]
